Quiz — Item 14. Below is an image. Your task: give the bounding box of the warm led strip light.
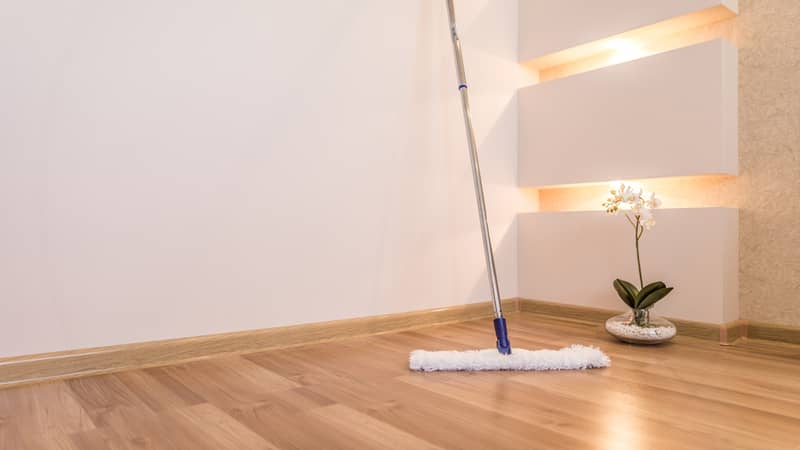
[525,5,737,82]
[537,175,737,212]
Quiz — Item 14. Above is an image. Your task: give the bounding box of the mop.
[408,0,610,372]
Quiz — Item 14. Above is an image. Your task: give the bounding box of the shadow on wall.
[466,216,519,307]
[370,1,528,316]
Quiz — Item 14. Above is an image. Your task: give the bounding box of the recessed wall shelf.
[517,208,738,324]
[519,0,738,68]
[536,174,738,212]
[518,39,737,188]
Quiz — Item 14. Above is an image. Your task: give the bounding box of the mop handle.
[445,0,504,322]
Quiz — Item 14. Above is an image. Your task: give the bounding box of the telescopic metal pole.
[445,0,511,354]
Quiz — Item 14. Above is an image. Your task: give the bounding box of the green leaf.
[637,287,674,310]
[617,279,639,302]
[635,281,666,308]
[613,279,637,308]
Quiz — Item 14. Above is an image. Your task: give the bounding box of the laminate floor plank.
[66,375,155,429]
[0,381,94,438]
[157,357,299,410]
[112,369,204,413]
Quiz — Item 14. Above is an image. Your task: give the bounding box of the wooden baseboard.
[719,320,748,345]
[518,297,616,323]
[0,299,518,389]
[508,298,798,346]
[747,320,800,345]
[518,298,746,344]
[2,297,795,389]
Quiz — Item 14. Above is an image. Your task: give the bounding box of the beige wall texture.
[737,0,800,326]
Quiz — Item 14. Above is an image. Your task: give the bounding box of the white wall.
[519,39,738,187]
[0,0,535,357]
[518,208,739,324]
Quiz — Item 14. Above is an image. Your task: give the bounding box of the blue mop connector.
[493,318,512,355]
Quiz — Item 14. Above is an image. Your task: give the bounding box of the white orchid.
[639,208,656,230]
[645,191,662,209]
[620,183,639,203]
[602,182,660,231]
[603,183,666,298]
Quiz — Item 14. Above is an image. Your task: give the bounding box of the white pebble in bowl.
[605,314,676,344]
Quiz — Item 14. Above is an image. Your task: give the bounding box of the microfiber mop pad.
[409,345,610,372]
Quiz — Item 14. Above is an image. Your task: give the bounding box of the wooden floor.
[1,312,799,450]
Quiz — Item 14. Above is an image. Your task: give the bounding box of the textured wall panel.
[738,0,800,326]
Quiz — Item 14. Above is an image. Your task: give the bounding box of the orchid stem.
[634,217,644,289]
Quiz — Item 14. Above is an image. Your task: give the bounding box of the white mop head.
[409,345,610,372]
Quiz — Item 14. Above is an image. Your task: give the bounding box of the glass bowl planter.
[605,309,676,344]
